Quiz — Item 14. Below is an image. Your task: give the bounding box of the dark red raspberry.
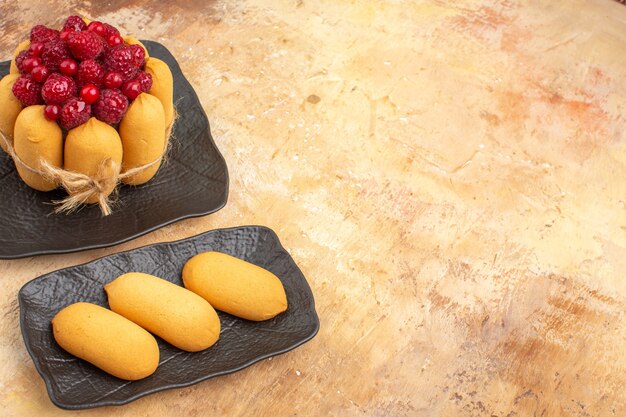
[103,23,120,38]
[15,50,31,73]
[133,71,152,92]
[12,75,43,106]
[77,59,104,87]
[64,16,87,32]
[30,25,59,44]
[103,45,138,81]
[68,30,104,61]
[41,40,71,72]
[41,74,76,104]
[93,89,128,124]
[129,44,146,67]
[59,98,91,130]
[100,41,112,57]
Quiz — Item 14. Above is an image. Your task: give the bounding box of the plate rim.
[18,225,320,410]
[0,40,230,260]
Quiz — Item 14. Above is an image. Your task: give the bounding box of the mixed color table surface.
[1,1,625,416]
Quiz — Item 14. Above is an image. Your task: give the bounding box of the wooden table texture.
[1,0,625,416]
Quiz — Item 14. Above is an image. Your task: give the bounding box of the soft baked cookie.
[105,272,221,352]
[182,251,288,321]
[144,57,174,128]
[13,105,63,191]
[119,93,166,185]
[52,302,159,380]
[63,117,123,203]
[0,74,23,151]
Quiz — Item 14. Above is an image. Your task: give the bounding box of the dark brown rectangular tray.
[19,226,319,409]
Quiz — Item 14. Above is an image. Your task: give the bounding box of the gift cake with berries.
[0,16,174,215]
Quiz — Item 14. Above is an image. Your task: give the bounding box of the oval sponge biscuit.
[0,74,23,151]
[64,118,123,204]
[13,105,63,191]
[119,93,166,185]
[182,252,288,321]
[144,57,174,128]
[105,272,221,352]
[52,302,159,380]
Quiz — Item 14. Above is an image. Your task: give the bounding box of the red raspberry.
[103,45,138,82]
[15,50,31,73]
[77,59,104,87]
[93,89,128,124]
[12,75,43,106]
[41,73,77,104]
[103,23,120,38]
[41,40,71,72]
[100,43,112,58]
[68,31,104,61]
[64,16,87,32]
[59,98,91,130]
[129,44,146,67]
[133,71,153,92]
[30,25,59,44]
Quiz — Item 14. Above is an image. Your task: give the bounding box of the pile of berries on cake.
[12,16,151,130]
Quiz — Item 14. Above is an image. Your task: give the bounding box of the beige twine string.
[0,111,176,216]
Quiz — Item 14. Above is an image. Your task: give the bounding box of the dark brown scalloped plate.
[19,226,319,410]
[0,41,229,259]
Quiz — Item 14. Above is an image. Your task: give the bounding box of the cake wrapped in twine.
[0,111,176,216]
